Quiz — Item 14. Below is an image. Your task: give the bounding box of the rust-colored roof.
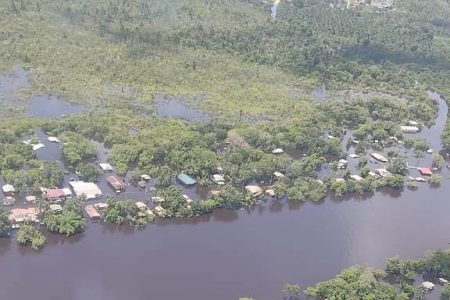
[107,175,126,190]
[46,189,65,199]
[418,167,433,176]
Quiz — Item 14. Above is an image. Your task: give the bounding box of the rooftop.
[177,173,197,186]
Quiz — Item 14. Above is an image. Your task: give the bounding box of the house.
[69,181,103,200]
[400,126,420,133]
[62,188,73,199]
[337,159,348,169]
[153,206,166,216]
[107,175,127,192]
[141,174,151,181]
[94,202,109,210]
[9,208,39,223]
[273,171,285,179]
[212,174,225,185]
[335,178,346,184]
[349,154,359,159]
[439,278,449,285]
[26,196,37,204]
[151,197,165,204]
[371,153,388,163]
[45,188,66,202]
[245,185,263,197]
[368,171,380,179]
[266,189,276,197]
[99,163,114,172]
[2,184,15,195]
[418,167,433,176]
[183,194,193,204]
[177,174,197,186]
[272,148,284,154]
[135,202,148,210]
[3,197,15,206]
[49,204,63,213]
[84,205,101,219]
[375,168,393,178]
[47,137,60,143]
[350,175,364,182]
[422,281,435,290]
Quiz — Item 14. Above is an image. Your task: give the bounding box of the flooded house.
[69,181,103,200]
[25,196,37,204]
[2,197,15,206]
[99,163,114,172]
[140,174,151,181]
[8,208,39,223]
[2,184,15,195]
[374,168,393,178]
[265,189,276,197]
[272,148,284,154]
[245,185,263,197]
[44,188,66,202]
[49,204,63,213]
[418,167,433,176]
[337,159,348,169]
[273,171,285,179]
[371,153,388,163]
[106,175,127,192]
[177,173,197,186]
[151,197,165,205]
[47,136,60,143]
[183,194,193,204]
[400,125,420,133]
[94,202,109,210]
[153,206,166,216]
[84,205,101,220]
[212,174,225,185]
[350,175,364,182]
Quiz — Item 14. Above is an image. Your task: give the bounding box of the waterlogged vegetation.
[0,0,450,298]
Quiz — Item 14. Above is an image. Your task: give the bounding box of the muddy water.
[0,68,87,118]
[0,77,449,299]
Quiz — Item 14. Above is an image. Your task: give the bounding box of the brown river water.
[0,69,449,300]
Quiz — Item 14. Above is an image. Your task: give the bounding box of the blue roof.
[177,174,196,185]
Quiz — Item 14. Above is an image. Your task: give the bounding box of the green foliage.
[76,164,100,182]
[432,153,445,169]
[104,198,153,226]
[306,266,399,300]
[44,211,86,236]
[387,157,409,176]
[0,208,12,236]
[61,133,96,166]
[429,174,442,185]
[443,284,450,299]
[16,224,46,250]
[282,284,300,298]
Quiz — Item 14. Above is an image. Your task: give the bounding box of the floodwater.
[0,92,449,300]
[0,68,87,118]
[155,93,211,122]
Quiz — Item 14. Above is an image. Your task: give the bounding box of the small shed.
[439,278,449,285]
[47,137,60,143]
[2,184,15,195]
[349,154,359,159]
[273,171,285,179]
[401,125,420,133]
[418,167,433,176]
[46,188,66,202]
[107,175,127,191]
[183,194,193,204]
[266,189,276,197]
[272,148,284,154]
[94,203,109,210]
[84,205,101,219]
[135,202,148,210]
[141,174,151,181]
[151,197,165,204]
[3,197,15,206]
[371,153,388,163]
[177,174,197,186]
[335,178,346,184]
[350,175,364,182]
[245,185,263,197]
[422,281,435,290]
[212,174,225,185]
[49,204,63,213]
[99,163,114,172]
[26,196,37,204]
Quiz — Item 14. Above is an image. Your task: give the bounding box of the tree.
[16,223,46,250]
[443,284,450,299]
[432,153,445,169]
[428,174,442,185]
[44,211,86,236]
[0,208,11,236]
[387,157,408,176]
[76,164,100,182]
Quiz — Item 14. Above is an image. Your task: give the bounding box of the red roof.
[418,167,433,176]
[46,188,65,199]
[107,175,126,190]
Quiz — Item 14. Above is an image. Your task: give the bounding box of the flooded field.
[155,93,211,122]
[0,68,87,118]
[0,68,449,300]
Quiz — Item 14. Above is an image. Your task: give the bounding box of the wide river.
[0,69,449,299]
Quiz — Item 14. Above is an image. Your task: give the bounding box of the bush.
[16,224,46,250]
